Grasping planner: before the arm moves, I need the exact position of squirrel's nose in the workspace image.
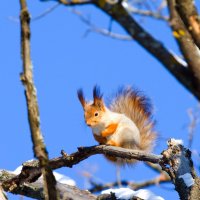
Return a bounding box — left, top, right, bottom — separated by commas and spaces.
86, 121, 92, 127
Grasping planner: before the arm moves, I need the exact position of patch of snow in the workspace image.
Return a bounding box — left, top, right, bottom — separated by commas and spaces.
101, 188, 164, 200
179, 173, 194, 187
51, 171, 76, 186
169, 50, 187, 67
13, 161, 76, 186
169, 138, 183, 145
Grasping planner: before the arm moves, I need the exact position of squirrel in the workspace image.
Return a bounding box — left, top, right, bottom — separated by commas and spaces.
77, 86, 156, 165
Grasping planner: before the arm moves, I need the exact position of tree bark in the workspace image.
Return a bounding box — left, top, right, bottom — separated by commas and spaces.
160, 139, 200, 200
19, 1, 58, 199
1, 142, 200, 200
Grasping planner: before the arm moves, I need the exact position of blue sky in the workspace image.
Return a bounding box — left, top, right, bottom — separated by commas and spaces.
1, 1, 200, 199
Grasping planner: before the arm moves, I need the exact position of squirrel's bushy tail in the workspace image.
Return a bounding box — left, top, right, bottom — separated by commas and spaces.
109, 86, 156, 152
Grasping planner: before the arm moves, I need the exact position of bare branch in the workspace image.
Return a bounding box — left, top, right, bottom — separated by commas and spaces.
175, 0, 200, 49
122, 3, 169, 21
71, 9, 132, 40
167, 0, 200, 93
1, 170, 148, 200
187, 106, 200, 148
32, 3, 60, 21
41, 0, 200, 100
94, 0, 200, 100
160, 139, 200, 200
19, 0, 58, 199
0, 170, 96, 200
2, 145, 162, 191
2, 141, 200, 199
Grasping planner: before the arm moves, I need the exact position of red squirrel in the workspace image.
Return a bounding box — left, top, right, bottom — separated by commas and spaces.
78, 86, 156, 164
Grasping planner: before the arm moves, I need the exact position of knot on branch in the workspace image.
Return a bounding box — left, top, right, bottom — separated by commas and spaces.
20, 8, 30, 23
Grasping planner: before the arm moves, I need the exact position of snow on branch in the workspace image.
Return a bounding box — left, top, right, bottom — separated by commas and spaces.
1, 139, 200, 199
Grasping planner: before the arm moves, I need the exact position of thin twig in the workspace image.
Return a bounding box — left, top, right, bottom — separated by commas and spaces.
71, 9, 132, 40
89, 173, 170, 193
32, 3, 60, 21
19, 0, 58, 199
187, 106, 200, 148
122, 3, 168, 21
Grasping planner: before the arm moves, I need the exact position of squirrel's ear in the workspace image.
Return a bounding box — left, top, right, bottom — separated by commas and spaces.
77, 89, 86, 109
93, 85, 104, 109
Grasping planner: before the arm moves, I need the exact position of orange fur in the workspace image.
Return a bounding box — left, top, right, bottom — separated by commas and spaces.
106, 139, 120, 146
101, 123, 118, 137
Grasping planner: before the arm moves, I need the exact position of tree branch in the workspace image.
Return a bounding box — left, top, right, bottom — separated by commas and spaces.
0, 170, 96, 200
122, 3, 168, 21
40, 0, 200, 100
160, 139, 200, 200
175, 0, 200, 49
93, 0, 200, 100
167, 0, 200, 95
71, 9, 132, 40
2, 145, 162, 191
19, 1, 58, 199
1, 170, 148, 200
2, 141, 200, 200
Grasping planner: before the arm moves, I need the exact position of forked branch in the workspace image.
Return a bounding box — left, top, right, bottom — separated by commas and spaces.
2, 140, 200, 200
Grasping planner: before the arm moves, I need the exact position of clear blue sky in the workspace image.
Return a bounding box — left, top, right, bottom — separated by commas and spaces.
1, 1, 200, 199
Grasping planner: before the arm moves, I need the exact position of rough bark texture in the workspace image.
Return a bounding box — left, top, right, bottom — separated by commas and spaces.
19, 1, 58, 199
0, 170, 96, 200
167, 0, 200, 96
160, 139, 200, 200
175, 0, 200, 49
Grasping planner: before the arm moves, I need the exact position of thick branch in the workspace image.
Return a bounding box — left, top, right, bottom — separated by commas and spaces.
0, 170, 96, 200
160, 139, 200, 200
0, 171, 146, 200
2, 142, 200, 200
175, 0, 200, 49
93, 1, 200, 99
167, 0, 200, 95
19, 1, 58, 199
2, 145, 162, 191
41, 0, 200, 100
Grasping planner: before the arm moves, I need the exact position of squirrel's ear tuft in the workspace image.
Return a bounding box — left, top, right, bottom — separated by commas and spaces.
93, 85, 103, 99
93, 85, 104, 108
77, 89, 86, 108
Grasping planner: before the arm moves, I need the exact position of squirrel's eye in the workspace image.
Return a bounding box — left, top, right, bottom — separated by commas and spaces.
94, 112, 99, 117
